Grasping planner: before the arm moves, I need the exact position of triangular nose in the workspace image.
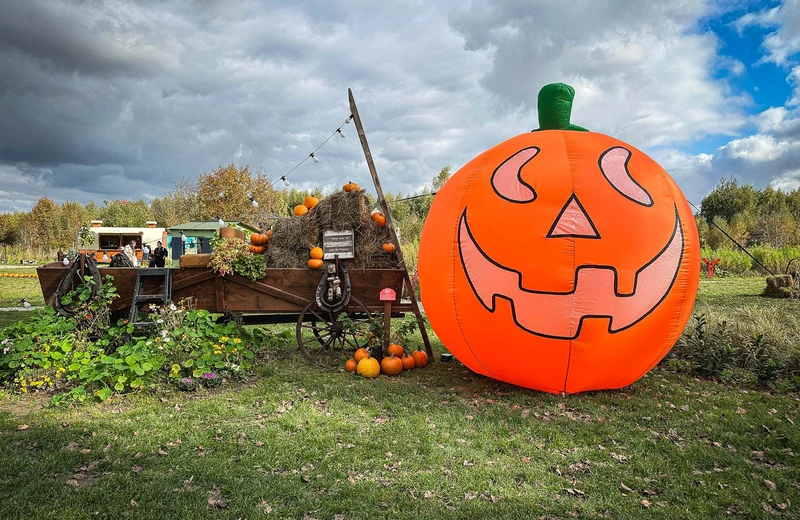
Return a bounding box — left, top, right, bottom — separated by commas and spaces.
546, 194, 600, 239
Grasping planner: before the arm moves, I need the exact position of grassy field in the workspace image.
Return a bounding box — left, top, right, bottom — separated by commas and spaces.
0, 267, 44, 309
0, 276, 798, 519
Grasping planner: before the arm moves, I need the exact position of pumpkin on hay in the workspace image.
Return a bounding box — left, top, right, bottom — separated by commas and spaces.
401, 353, 416, 370
371, 210, 386, 227
357, 355, 380, 378
307, 259, 324, 269
381, 243, 395, 253
310, 247, 324, 260
294, 204, 309, 216
304, 196, 320, 209
343, 181, 361, 192
345, 358, 358, 373
418, 82, 699, 395
380, 354, 403, 376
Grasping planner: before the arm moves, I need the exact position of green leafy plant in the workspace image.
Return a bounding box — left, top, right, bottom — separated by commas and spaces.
232, 253, 266, 282
209, 236, 264, 280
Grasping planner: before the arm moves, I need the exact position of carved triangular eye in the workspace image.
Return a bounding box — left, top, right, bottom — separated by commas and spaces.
546, 194, 600, 239
599, 146, 653, 206
490, 147, 538, 203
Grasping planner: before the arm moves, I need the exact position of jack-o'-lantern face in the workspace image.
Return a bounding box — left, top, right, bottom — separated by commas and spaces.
418, 130, 699, 395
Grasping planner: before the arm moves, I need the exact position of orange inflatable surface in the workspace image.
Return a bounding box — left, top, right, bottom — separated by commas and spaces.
418, 86, 699, 394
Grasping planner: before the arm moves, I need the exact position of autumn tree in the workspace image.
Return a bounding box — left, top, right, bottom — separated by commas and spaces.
56, 201, 89, 247
100, 199, 152, 227
196, 164, 282, 224
28, 197, 59, 247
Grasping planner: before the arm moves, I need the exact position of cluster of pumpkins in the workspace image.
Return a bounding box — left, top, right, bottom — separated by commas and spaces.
308, 247, 325, 269
248, 230, 272, 254
345, 344, 428, 378
293, 195, 320, 217
0, 273, 38, 278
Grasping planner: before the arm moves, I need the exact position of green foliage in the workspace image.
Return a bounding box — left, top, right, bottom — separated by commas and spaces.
675, 315, 736, 377
232, 253, 266, 282
77, 222, 95, 247
0, 276, 262, 403
209, 237, 264, 280
100, 199, 151, 227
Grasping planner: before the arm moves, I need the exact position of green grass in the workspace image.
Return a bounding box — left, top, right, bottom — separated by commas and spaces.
0, 268, 44, 308
0, 276, 798, 518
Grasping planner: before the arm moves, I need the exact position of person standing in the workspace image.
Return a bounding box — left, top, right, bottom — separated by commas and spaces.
151, 241, 168, 268
123, 240, 139, 267
142, 244, 150, 263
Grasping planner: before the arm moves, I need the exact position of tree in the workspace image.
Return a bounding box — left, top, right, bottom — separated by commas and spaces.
28, 197, 58, 247
57, 201, 88, 248
700, 178, 757, 224
100, 199, 152, 227
432, 165, 451, 191
196, 164, 282, 224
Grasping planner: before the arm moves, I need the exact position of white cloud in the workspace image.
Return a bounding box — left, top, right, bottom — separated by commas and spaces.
734, 0, 800, 66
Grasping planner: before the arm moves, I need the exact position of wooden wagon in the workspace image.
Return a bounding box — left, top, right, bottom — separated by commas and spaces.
37, 260, 423, 363
36, 89, 433, 363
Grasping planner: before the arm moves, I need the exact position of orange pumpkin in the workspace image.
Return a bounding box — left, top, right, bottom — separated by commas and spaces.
381, 243, 395, 253
345, 358, 358, 372
411, 348, 428, 368
387, 344, 404, 357
401, 353, 416, 371
249, 245, 266, 254
266, 229, 273, 240
354, 348, 370, 362
310, 247, 324, 260
250, 233, 268, 246
343, 181, 361, 192
304, 196, 320, 209
418, 83, 699, 395
307, 259, 324, 269
371, 212, 386, 227
380, 354, 403, 376
294, 204, 309, 216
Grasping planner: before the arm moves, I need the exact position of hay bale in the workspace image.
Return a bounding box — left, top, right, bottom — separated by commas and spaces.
270, 215, 319, 249
314, 190, 370, 232
266, 246, 309, 269
764, 275, 793, 298
348, 220, 397, 269
179, 253, 212, 269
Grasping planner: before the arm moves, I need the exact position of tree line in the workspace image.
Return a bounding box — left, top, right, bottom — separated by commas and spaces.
0, 164, 450, 253
698, 178, 800, 250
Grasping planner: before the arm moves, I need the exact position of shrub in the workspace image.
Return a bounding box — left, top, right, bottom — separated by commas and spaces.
674, 315, 736, 377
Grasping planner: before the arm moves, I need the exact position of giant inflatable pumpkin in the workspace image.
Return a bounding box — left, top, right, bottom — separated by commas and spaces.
418, 83, 699, 394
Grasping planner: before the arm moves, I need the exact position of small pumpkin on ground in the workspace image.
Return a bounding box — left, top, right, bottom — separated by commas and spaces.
411, 348, 428, 368
387, 344, 404, 357
345, 358, 358, 373
294, 204, 309, 216
401, 353, 416, 370
380, 354, 403, 376
354, 348, 370, 362
307, 259, 324, 269
357, 355, 380, 378
310, 247, 324, 260
304, 196, 320, 209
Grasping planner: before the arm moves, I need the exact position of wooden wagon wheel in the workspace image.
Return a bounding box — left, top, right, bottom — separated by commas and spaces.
53, 254, 102, 317
297, 297, 373, 363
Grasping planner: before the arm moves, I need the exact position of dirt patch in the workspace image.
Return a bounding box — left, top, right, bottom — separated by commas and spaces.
0, 393, 50, 419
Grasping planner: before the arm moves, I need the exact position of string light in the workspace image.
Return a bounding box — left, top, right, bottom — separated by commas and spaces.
62, 257, 69, 266
102, 253, 109, 262
264, 113, 354, 191
181, 231, 187, 243
250, 197, 259, 208
217, 216, 225, 226
19, 298, 31, 309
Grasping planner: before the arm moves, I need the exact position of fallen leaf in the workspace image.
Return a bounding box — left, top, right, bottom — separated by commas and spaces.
423, 491, 434, 499
464, 492, 477, 500
131, 466, 143, 473
17, 424, 29, 431
463, 460, 474, 467
207, 487, 228, 509
620, 483, 633, 493
259, 501, 272, 514
764, 479, 777, 491
641, 500, 651, 508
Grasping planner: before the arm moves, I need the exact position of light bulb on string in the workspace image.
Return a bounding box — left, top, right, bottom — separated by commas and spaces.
310, 153, 319, 163
102, 253, 109, 263
345, 115, 352, 124
281, 177, 290, 187
62, 257, 69, 266
217, 216, 225, 226
20, 298, 31, 309
337, 128, 346, 138
250, 196, 259, 208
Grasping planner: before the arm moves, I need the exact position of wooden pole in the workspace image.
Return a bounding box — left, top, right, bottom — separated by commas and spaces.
348, 88, 434, 359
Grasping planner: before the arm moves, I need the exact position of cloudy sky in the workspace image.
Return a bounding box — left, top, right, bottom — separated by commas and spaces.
1, 0, 799, 213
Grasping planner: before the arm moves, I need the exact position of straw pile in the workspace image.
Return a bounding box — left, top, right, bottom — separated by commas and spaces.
264, 189, 398, 269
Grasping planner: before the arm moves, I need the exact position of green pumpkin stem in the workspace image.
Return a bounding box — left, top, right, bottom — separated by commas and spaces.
534, 83, 589, 132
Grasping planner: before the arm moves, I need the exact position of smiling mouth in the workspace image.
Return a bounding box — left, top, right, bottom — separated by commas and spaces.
457, 206, 684, 339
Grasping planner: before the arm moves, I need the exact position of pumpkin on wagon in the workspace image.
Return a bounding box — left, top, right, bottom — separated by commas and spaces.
418, 83, 700, 394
